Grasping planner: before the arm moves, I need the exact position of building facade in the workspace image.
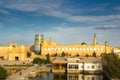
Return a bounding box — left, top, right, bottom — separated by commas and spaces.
52, 57, 103, 73
0, 34, 120, 61
0, 42, 30, 61
40, 34, 112, 56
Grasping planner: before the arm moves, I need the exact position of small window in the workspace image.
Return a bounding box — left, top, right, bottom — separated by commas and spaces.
15, 56, 19, 61
98, 65, 100, 68
87, 66, 90, 69
92, 65, 95, 69
81, 65, 83, 68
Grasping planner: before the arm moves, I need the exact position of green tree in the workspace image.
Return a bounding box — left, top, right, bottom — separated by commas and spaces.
33, 57, 51, 65
92, 51, 96, 57
61, 52, 66, 57
75, 53, 79, 57
85, 54, 89, 57
33, 57, 43, 64
46, 53, 51, 63
0, 67, 8, 79
27, 51, 31, 58
101, 53, 120, 78
54, 53, 58, 57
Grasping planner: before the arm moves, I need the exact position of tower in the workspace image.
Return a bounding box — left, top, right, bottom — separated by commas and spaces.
49, 37, 56, 46
93, 33, 97, 46
105, 41, 109, 53
34, 34, 44, 54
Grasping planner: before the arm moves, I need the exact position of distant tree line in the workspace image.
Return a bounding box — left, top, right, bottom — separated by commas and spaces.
51, 51, 97, 57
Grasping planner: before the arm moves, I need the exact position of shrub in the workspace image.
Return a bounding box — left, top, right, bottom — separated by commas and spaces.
0, 67, 8, 79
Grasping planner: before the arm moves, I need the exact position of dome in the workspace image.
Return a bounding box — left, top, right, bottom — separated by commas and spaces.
81, 42, 87, 45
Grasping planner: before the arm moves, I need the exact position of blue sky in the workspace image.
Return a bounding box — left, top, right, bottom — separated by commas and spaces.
0, 0, 120, 47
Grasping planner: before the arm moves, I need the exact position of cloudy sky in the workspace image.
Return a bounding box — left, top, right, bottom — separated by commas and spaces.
0, 0, 120, 47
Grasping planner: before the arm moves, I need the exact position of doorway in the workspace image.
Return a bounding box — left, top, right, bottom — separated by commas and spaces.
15, 56, 19, 61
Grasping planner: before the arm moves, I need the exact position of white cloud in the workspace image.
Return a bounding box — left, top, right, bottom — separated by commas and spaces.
1, 0, 120, 23
0, 9, 10, 15
43, 26, 120, 46
95, 24, 120, 30
44, 26, 95, 45
3, 0, 61, 12
114, 6, 120, 11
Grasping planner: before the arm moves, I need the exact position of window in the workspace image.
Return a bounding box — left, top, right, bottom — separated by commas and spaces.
76, 48, 79, 50
80, 48, 82, 50
87, 48, 89, 50
69, 65, 71, 68
15, 56, 19, 61
72, 48, 75, 50
62, 48, 64, 51
66, 48, 68, 50
101, 48, 103, 51
69, 48, 72, 50
90, 48, 92, 50
51, 48, 54, 50
92, 65, 95, 69
54, 48, 57, 51
98, 65, 100, 68
81, 65, 83, 68
48, 48, 50, 51
75, 65, 78, 69
97, 48, 100, 50
68, 64, 78, 69
94, 48, 96, 51
87, 66, 90, 69
83, 48, 86, 50
58, 48, 60, 50
44, 48, 47, 51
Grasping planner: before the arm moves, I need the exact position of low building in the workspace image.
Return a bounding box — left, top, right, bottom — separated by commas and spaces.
52, 57, 103, 74
0, 42, 32, 61
67, 57, 103, 74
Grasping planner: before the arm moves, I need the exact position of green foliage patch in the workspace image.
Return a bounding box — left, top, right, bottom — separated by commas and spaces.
0, 67, 8, 79
101, 53, 120, 78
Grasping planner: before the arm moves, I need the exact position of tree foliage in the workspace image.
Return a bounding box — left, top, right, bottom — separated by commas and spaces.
33, 57, 43, 64
46, 53, 50, 63
92, 51, 96, 57
0, 67, 8, 79
27, 51, 31, 58
75, 53, 79, 57
54, 53, 58, 57
61, 52, 66, 57
101, 53, 120, 78
33, 57, 51, 65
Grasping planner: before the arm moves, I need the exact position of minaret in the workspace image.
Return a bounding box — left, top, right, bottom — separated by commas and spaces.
93, 33, 97, 46
105, 41, 109, 53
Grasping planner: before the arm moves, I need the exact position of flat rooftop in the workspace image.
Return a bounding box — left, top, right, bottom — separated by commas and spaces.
52, 57, 101, 63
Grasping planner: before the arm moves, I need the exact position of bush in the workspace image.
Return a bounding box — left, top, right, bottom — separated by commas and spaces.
33, 57, 51, 65
27, 51, 31, 58
0, 67, 8, 79
33, 58, 43, 64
